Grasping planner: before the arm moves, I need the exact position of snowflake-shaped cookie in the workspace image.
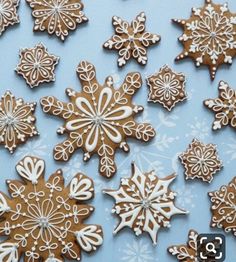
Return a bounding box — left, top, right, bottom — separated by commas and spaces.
168, 230, 198, 261
209, 177, 236, 236
103, 12, 161, 67
0, 156, 103, 261
26, 0, 88, 41
16, 43, 59, 88
146, 65, 187, 111
173, 0, 236, 80
0, 91, 38, 153
104, 163, 187, 244
204, 81, 236, 130
41, 61, 155, 179
0, 0, 19, 36
179, 139, 222, 183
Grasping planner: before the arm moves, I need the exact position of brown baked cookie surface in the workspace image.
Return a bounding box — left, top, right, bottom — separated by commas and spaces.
0, 91, 38, 153
146, 65, 187, 111
104, 163, 187, 244
16, 43, 59, 88
179, 139, 222, 183
41, 61, 155, 178
0, 156, 103, 261
209, 177, 236, 236
103, 12, 160, 67
204, 81, 236, 131
26, 0, 88, 41
173, 0, 236, 80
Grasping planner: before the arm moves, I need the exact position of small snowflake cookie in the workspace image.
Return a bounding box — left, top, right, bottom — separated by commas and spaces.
41, 61, 156, 179
16, 43, 59, 88
0, 156, 103, 261
146, 65, 187, 111
103, 12, 161, 67
103, 163, 187, 244
173, 0, 236, 80
168, 230, 199, 261
0, 91, 38, 153
179, 139, 222, 183
204, 81, 236, 131
0, 0, 19, 36
26, 0, 88, 41
209, 177, 236, 236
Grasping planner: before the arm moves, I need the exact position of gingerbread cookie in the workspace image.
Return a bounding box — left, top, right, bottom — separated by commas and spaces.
0, 91, 38, 153
209, 177, 236, 236
204, 81, 236, 130
179, 139, 222, 183
173, 0, 236, 80
26, 0, 88, 41
146, 65, 187, 111
16, 43, 59, 88
41, 61, 155, 179
168, 230, 199, 261
0, 0, 19, 36
0, 156, 103, 261
103, 12, 161, 67
103, 163, 187, 244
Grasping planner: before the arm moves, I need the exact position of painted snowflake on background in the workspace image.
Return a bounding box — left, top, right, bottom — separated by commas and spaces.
173, 0, 236, 80
146, 65, 187, 111
168, 230, 198, 261
0, 91, 38, 153
104, 163, 187, 244
41, 61, 155, 179
16, 43, 59, 88
173, 184, 197, 210
179, 139, 222, 183
26, 0, 88, 41
103, 12, 160, 67
0, 0, 19, 36
0, 156, 103, 261
204, 81, 236, 130
185, 117, 209, 140
209, 177, 236, 236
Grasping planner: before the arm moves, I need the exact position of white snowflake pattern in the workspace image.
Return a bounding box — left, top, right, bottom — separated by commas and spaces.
185, 117, 209, 140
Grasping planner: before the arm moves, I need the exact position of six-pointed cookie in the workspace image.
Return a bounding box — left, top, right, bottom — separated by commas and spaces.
146, 65, 187, 111
16, 43, 59, 88
103, 12, 161, 67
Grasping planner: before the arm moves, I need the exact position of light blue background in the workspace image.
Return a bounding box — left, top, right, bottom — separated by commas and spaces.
0, 0, 236, 261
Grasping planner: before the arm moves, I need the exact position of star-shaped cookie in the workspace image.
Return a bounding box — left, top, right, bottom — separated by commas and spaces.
179, 139, 222, 183
0, 156, 103, 261
204, 81, 236, 130
0, 0, 19, 36
146, 65, 187, 111
173, 0, 236, 80
0, 91, 38, 153
104, 163, 187, 244
26, 0, 88, 41
103, 12, 161, 67
41, 61, 155, 178
16, 43, 59, 88
209, 177, 236, 237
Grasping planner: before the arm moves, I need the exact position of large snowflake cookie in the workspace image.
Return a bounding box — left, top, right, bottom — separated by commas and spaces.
16, 43, 59, 88
41, 61, 155, 179
0, 91, 38, 153
103, 12, 161, 67
0, 156, 103, 261
168, 230, 199, 261
26, 0, 88, 41
204, 81, 236, 130
0, 0, 19, 36
103, 163, 187, 244
179, 139, 222, 183
146, 65, 187, 111
173, 0, 236, 80
209, 177, 236, 236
